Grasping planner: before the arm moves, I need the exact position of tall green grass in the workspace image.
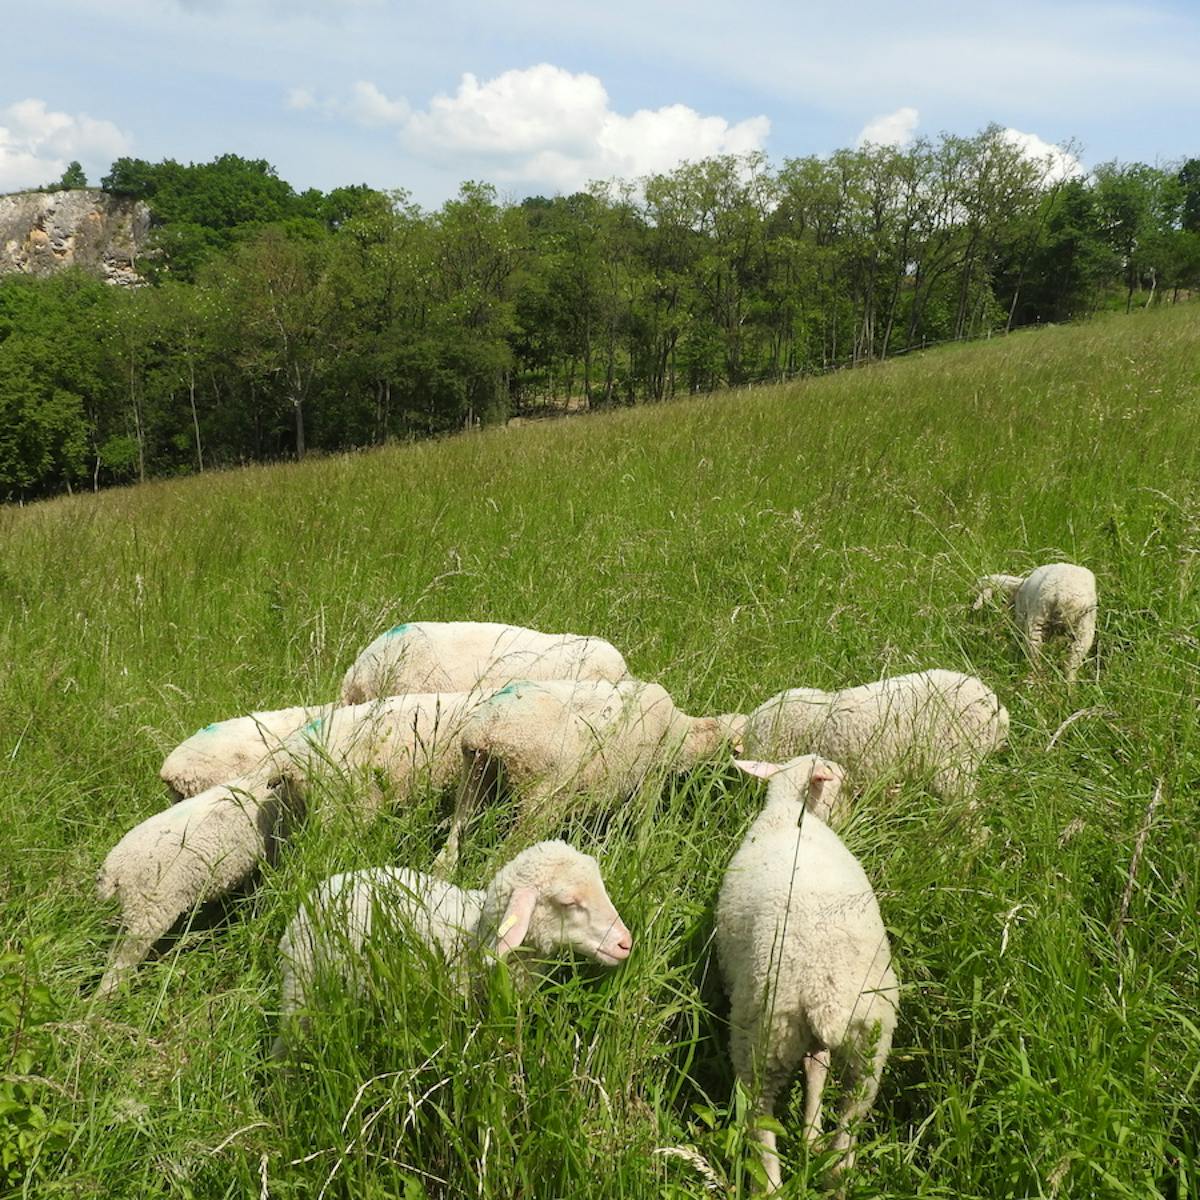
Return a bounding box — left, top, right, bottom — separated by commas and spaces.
1, 305, 1198, 1197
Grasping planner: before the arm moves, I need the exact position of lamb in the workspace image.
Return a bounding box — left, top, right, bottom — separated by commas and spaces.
273, 692, 483, 821
716, 756, 898, 1189
160, 705, 330, 799
339, 621, 630, 705
736, 669, 1008, 804
437, 679, 740, 871
275, 839, 632, 1055
973, 562, 1098, 681
94, 769, 283, 998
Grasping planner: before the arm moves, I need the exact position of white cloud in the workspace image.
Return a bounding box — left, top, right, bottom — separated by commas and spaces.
343, 80, 410, 127
856, 106, 920, 149
1002, 127, 1083, 183
291, 64, 770, 192
285, 86, 316, 111
0, 99, 132, 192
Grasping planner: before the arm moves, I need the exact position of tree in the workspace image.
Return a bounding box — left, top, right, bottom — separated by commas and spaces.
55, 161, 88, 190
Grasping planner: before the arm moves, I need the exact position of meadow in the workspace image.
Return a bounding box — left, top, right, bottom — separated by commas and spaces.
1, 302, 1198, 1198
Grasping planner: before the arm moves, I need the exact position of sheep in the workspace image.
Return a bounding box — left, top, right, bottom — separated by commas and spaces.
973, 562, 1098, 681
436, 679, 740, 872
339, 621, 630, 705
160, 705, 330, 800
96, 693, 483, 996
275, 839, 632, 1055
736, 669, 1008, 804
716, 756, 898, 1189
94, 769, 283, 999
273, 692, 483, 821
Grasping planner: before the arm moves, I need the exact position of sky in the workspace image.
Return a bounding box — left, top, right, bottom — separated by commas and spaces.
2, 0, 1198, 207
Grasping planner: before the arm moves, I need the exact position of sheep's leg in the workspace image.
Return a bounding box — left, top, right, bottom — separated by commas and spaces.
1023, 618, 1045, 670
753, 1114, 783, 1194
827, 1030, 888, 1178
432, 750, 489, 877
801, 1047, 831, 1145
1063, 610, 1097, 682
94, 926, 163, 1000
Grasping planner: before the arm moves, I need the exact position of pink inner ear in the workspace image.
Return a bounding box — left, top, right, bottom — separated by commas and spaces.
733, 758, 780, 780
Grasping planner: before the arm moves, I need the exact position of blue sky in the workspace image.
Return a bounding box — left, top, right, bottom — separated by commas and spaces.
3, 0, 1197, 205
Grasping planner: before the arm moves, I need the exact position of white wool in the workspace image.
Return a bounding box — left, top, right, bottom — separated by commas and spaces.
339, 621, 629, 704
436, 678, 734, 872
275, 692, 484, 821
740, 669, 1009, 804
974, 561, 1097, 681
160, 705, 329, 799
97, 693, 483, 997
94, 769, 281, 998
275, 839, 632, 1055
716, 755, 898, 1189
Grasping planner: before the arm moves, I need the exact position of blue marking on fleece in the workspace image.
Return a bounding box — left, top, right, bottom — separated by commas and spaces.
385, 623, 411, 637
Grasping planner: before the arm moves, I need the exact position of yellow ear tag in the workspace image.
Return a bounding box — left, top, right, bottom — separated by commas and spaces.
497, 914, 519, 939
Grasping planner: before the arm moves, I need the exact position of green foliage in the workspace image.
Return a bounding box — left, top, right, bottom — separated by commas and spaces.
5, 135, 1198, 500
0, 305, 1198, 1196
53, 161, 87, 190
0, 948, 72, 1190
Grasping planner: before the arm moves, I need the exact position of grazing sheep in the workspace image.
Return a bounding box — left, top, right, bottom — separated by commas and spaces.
716, 756, 898, 1189
160, 705, 330, 799
437, 679, 739, 872
973, 562, 1098, 681
737, 669, 1008, 803
339, 621, 630, 705
94, 769, 283, 998
274, 692, 483, 821
275, 839, 632, 1055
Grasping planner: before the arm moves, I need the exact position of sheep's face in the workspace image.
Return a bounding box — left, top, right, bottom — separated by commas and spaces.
537, 865, 634, 966
685, 715, 745, 762
494, 845, 633, 966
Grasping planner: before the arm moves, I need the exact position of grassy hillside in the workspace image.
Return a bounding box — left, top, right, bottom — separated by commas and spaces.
1, 304, 1198, 1198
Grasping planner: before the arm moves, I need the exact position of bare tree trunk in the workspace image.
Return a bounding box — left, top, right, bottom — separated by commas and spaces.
129, 353, 146, 484
188, 359, 204, 472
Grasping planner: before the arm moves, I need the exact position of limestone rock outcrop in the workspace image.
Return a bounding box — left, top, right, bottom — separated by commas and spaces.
0, 189, 152, 286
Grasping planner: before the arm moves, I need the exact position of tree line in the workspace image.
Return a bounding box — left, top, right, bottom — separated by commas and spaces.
2, 125, 1198, 500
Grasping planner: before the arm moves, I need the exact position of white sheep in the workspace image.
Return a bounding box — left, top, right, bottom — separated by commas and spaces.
96, 693, 484, 996
275, 839, 633, 1055
716, 756, 898, 1189
339, 621, 630, 705
274, 692, 484, 822
736, 669, 1008, 803
973, 562, 1098, 681
437, 679, 739, 872
160, 705, 330, 799
94, 769, 281, 998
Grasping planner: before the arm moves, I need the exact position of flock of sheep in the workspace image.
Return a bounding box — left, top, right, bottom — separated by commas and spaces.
93, 560, 1098, 1190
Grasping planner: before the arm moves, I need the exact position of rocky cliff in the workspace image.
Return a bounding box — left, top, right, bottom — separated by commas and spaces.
0, 189, 152, 286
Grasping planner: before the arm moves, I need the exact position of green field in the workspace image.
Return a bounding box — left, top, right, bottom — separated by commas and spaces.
2, 304, 1198, 1198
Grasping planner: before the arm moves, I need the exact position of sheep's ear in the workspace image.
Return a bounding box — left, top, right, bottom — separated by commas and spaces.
972, 586, 992, 611
733, 759, 781, 780
494, 887, 537, 958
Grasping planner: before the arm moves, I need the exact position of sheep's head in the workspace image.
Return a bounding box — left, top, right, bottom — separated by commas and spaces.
734, 754, 848, 825
679, 713, 747, 765
972, 574, 1023, 611
486, 841, 633, 967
